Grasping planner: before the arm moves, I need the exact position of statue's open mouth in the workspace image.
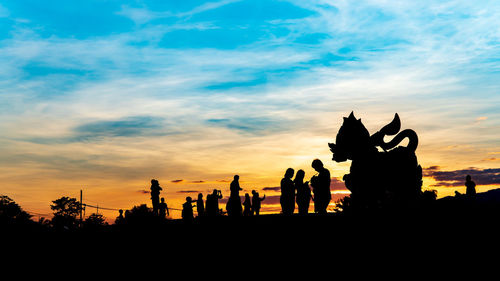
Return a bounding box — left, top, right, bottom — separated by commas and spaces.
329, 143, 347, 162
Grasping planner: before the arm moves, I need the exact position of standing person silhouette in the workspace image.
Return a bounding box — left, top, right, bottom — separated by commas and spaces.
115, 209, 124, 224
182, 197, 195, 222
227, 175, 243, 217
206, 189, 223, 216
294, 169, 311, 215
243, 193, 252, 216
280, 168, 295, 215
251, 190, 265, 216
197, 193, 205, 217
159, 197, 169, 218
465, 175, 476, 197
150, 179, 163, 215
310, 159, 331, 214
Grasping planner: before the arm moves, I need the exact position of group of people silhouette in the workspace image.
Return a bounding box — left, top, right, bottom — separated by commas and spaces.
145, 158, 334, 222
150, 179, 170, 218
181, 176, 267, 221
281, 159, 332, 215
124, 168, 479, 224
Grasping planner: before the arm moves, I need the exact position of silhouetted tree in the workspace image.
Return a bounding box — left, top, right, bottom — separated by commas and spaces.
50, 196, 81, 230
0, 195, 32, 225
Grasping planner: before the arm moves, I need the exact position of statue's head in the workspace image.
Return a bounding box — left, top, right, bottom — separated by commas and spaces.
329, 112, 371, 162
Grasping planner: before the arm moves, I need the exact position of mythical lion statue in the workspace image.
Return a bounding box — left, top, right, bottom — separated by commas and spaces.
329, 112, 422, 209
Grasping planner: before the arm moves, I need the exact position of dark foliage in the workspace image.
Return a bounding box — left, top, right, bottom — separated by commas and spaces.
50, 196, 81, 230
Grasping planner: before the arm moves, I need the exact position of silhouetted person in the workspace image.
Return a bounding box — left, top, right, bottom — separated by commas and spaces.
227, 175, 243, 217
465, 175, 476, 197
295, 169, 311, 215
197, 193, 205, 217
182, 197, 195, 222
251, 190, 265, 216
115, 209, 124, 224
243, 193, 252, 216
206, 189, 223, 216
310, 159, 331, 214
150, 179, 163, 215
280, 168, 295, 215
159, 197, 169, 218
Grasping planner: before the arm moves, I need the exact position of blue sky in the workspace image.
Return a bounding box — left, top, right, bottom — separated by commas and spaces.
0, 0, 499, 218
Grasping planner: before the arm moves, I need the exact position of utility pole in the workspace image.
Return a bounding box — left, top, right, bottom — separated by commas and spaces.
80, 189, 83, 227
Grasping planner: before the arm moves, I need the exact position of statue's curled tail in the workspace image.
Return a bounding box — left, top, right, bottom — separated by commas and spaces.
370, 113, 418, 152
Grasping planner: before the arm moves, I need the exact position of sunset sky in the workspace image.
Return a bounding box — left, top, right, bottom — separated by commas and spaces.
0, 0, 499, 221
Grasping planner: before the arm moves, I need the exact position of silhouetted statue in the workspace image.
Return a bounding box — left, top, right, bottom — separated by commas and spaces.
295, 169, 311, 215
150, 179, 163, 215
465, 175, 476, 197
182, 197, 195, 222
243, 193, 252, 216
226, 175, 243, 217
197, 193, 205, 217
159, 197, 169, 218
329, 112, 422, 209
280, 168, 295, 215
310, 159, 331, 214
251, 190, 265, 216
206, 189, 223, 216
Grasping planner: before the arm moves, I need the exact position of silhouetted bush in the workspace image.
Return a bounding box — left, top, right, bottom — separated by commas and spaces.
121, 204, 167, 227
83, 213, 108, 230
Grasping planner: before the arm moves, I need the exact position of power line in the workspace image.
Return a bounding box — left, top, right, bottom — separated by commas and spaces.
83, 203, 121, 211
27, 211, 51, 217
82, 203, 183, 212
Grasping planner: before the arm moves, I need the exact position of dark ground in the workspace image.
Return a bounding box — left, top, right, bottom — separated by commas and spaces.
3, 195, 500, 272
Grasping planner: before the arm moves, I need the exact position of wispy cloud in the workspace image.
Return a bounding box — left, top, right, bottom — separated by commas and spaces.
22, 116, 174, 144
177, 190, 201, 194
424, 166, 500, 187
1, 0, 500, 218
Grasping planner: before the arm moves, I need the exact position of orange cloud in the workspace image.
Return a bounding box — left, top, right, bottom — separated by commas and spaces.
482, 158, 500, 162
